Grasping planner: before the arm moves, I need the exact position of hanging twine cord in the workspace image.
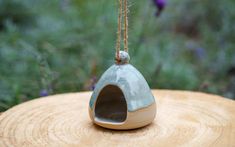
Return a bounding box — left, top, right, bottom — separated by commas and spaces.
116, 0, 122, 61
124, 0, 128, 52
116, 0, 129, 62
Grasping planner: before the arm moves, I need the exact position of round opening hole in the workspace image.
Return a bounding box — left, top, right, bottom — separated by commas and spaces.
95, 85, 127, 123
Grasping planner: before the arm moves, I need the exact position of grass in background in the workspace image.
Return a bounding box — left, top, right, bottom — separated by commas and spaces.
0, 0, 235, 111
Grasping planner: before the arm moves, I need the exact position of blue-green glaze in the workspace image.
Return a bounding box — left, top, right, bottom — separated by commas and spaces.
89, 64, 155, 112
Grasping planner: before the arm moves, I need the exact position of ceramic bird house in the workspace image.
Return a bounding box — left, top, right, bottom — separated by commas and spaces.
89, 51, 156, 130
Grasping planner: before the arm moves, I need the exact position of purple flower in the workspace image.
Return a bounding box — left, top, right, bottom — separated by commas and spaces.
40, 89, 49, 97
194, 47, 206, 59
153, 0, 166, 16
88, 76, 97, 91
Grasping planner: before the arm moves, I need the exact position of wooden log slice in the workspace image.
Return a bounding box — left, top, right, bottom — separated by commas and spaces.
0, 90, 234, 147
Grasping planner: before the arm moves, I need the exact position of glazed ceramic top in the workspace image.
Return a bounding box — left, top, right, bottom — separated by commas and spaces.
89, 64, 155, 112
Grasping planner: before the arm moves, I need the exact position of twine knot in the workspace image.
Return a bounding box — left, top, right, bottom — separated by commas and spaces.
115, 51, 130, 64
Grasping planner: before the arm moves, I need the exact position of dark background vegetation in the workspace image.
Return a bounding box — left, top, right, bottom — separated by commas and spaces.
0, 0, 235, 111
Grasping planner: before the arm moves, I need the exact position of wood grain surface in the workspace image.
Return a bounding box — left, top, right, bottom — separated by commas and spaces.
0, 90, 234, 147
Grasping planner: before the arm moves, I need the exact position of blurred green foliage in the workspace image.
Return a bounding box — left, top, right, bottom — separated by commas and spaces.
0, 0, 234, 111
